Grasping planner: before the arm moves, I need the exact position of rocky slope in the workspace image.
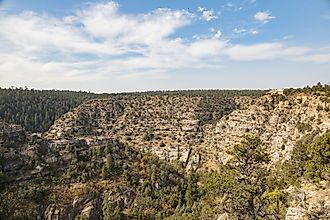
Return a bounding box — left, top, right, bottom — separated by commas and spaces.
44, 95, 249, 169
44, 91, 330, 170
205, 89, 330, 165
0, 121, 44, 182
1, 87, 330, 219
285, 181, 330, 220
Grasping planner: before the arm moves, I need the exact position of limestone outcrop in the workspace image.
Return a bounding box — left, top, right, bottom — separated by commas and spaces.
42, 92, 330, 170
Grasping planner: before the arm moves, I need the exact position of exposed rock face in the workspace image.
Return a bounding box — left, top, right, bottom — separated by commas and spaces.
3, 91, 326, 181
45, 196, 99, 220
285, 181, 330, 220
217, 213, 230, 220
204, 91, 330, 164
0, 121, 40, 180
44, 95, 242, 169
43, 183, 138, 220
0, 121, 26, 147
1, 90, 330, 220
285, 207, 307, 220
43, 92, 330, 170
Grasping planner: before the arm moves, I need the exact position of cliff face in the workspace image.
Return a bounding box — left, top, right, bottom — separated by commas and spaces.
1, 90, 330, 219
44, 95, 244, 169
205, 90, 330, 165
0, 121, 41, 181
44, 91, 330, 169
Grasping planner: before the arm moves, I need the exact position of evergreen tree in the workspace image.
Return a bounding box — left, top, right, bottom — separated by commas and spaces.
304, 130, 330, 181
206, 135, 287, 220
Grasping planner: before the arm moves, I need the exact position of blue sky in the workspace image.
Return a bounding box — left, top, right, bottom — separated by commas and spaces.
0, 0, 329, 92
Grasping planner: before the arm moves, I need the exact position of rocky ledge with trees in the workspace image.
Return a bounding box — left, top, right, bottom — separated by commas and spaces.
0, 84, 329, 219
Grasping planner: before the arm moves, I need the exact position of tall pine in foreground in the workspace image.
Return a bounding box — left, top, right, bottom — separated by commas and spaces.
205, 135, 288, 220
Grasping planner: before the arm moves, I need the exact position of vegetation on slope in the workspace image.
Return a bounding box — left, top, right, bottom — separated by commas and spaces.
0, 130, 330, 219
0, 87, 98, 132
1, 85, 329, 219
0, 135, 282, 219
0, 138, 200, 219
284, 82, 330, 99
197, 135, 288, 220
117, 89, 267, 97
283, 129, 330, 184
0, 87, 266, 133
196, 96, 238, 126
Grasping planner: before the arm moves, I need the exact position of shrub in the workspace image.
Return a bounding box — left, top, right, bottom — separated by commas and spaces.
296, 122, 312, 133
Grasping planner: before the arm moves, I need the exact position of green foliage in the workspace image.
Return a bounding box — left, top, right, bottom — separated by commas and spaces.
143, 132, 154, 141
0, 172, 10, 190
304, 130, 330, 181
0, 184, 47, 220
117, 89, 266, 97
184, 172, 200, 209
296, 122, 313, 133
13, 139, 199, 219
0, 134, 293, 219
0, 146, 4, 168
0, 87, 265, 133
282, 130, 330, 183
1, 87, 328, 220
25, 184, 50, 204
102, 192, 124, 220
2, 130, 328, 219
196, 96, 238, 125
2, 86, 330, 219
284, 82, 330, 98
280, 130, 320, 185
204, 135, 287, 220
0, 87, 98, 132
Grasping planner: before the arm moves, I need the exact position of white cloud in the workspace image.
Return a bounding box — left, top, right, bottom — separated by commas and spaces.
0, 52, 105, 84
0, 1, 329, 89
197, 6, 205, 12
232, 28, 259, 36
0, 11, 113, 55
187, 38, 225, 58
214, 30, 222, 39
251, 30, 259, 35
203, 10, 217, 21
197, 6, 217, 21
233, 28, 247, 34
225, 43, 309, 61
282, 35, 294, 40
254, 11, 275, 23
221, 2, 245, 12
294, 54, 330, 63
0, 2, 225, 86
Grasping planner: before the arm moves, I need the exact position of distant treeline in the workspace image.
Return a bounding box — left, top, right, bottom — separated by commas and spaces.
0, 87, 99, 132
116, 89, 267, 97
284, 82, 330, 97
2, 83, 329, 133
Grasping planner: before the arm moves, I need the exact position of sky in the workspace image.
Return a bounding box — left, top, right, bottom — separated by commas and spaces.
0, 0, 329, 92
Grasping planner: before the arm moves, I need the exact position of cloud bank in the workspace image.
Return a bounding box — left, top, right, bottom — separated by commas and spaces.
0, 2, 328, 89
